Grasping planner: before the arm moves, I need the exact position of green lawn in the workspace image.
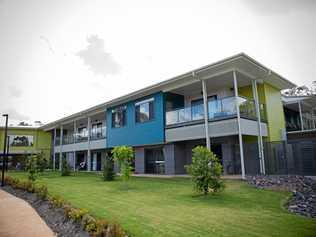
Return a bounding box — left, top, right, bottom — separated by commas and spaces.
8, 172, 316, 237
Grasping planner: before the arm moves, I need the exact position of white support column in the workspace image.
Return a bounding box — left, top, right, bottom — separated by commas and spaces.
73, 120, 77, 143
73, 120, 76, 171
87, 117, 91, 171
53, 128, 56, 170
87, 150, 91, 171
313, 108, 316, 129
298, 101, 304, 131
201, 79, 211, 150
233, 70, 246, 180
59, 125, 63, 171
73, 151, 76, 171
252, 80, 265, 175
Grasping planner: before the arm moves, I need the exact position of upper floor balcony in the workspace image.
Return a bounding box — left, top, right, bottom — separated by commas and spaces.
163, 70, 270, 142
53, 111, 107, 152
166, 96, 266, 127
283, 95, 316, 133
55, 125, 106, 146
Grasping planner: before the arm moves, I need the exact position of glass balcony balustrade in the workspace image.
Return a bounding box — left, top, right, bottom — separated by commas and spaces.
62, 134, 74, 145
90, 126, 106, 140
55, 137, 61, 146
54, 124, 106, 146
166, 96, 266, 126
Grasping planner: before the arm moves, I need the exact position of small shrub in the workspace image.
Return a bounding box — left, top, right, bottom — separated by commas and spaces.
34, 184, 48, 199
26, 155, 38, 181
103, 156, 115, 181
36, 151, 48, 173
61, 158, 71, 176
94, 219, 109, 236
81, 214, 97, 233
107, 223, 127, 237
112, 146, 134, 182
25, 180, 36, 193
186, 146, 224, 195
4, 176, 18, 188
49, 195, 65, 208
63, 203, 73, 216
68, 207, 88, 222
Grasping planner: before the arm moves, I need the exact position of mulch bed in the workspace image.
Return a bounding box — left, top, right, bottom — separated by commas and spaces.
247, 175, 316, 218
2, 185, 89, 237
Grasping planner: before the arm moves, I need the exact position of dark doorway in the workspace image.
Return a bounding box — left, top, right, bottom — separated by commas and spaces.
145, 148, 165, 174
77, 152, 86, 170
211, 143, 223, 165
91, 152, 102, 171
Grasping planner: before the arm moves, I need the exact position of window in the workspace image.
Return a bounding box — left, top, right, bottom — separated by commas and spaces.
112, 106, 127, 128
135, 98, 154, 123
9, 135, 34, 147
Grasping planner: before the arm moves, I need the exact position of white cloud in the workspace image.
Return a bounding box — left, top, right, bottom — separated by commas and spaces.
3, 108, 30, 122
76, 35, 120, 77
8, 86, 22, 98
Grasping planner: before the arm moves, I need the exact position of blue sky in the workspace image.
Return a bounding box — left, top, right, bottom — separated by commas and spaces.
0, 0, 315, 125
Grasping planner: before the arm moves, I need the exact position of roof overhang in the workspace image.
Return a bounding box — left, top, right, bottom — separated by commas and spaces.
41, 53, 296, 131
283, 95, 316, 108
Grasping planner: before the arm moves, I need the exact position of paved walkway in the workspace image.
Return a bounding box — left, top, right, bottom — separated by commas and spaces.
0, 189, 55, 237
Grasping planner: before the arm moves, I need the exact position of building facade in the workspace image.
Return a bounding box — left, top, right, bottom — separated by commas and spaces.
0, 126, 52, 169
41, 53, 306, 178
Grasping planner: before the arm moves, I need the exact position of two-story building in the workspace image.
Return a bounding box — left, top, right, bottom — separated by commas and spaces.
0, 126, 52, 169
41, 53, 297, 179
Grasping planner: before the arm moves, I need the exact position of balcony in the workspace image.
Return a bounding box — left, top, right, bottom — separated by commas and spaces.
166, 96, 266, 127
56, 126, 107, 146
90, 126, 106, 141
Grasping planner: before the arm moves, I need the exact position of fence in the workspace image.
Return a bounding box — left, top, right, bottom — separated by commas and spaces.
242, 139, 316, 176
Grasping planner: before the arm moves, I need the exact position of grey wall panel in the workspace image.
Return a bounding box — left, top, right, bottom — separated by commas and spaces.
166, 118, 268, 143
163, 144, 175, 175
90, 139, 107, 150
174, 143, 186, 174
165, 119, 238, 142
135, 147, 145, 174
53, 139, 106, 153
240, 119, 268, 136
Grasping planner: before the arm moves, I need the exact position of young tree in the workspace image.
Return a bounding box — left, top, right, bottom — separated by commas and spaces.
36, 151, 48, 173
186, 146, 224, 195
102, 155, 115, 181
61, 157, 71, 176
111, 146, 134, 182
26, 155, 38, 181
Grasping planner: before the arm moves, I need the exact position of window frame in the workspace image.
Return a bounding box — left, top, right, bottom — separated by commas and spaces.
111, 105, 127, 128
135, 97, 155, 123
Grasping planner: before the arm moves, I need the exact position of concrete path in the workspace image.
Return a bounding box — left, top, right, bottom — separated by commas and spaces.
0, 189, 55, 237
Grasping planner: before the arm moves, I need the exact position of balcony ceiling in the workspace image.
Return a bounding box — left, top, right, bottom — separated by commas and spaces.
284, 96, 316, 111
169, 71, 252, 96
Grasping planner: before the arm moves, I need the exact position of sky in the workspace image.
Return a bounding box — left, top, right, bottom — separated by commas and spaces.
0, 0, 316, 126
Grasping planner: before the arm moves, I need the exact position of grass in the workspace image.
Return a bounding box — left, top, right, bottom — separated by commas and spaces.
8, 171, 316, 237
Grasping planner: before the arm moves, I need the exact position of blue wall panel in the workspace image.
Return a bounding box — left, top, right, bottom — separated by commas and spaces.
106, 92, 165, 147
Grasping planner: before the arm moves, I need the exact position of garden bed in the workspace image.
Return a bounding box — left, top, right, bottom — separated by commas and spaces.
247, 175, 316, 218
3, 175, 128, 237
3, 185, 89, 237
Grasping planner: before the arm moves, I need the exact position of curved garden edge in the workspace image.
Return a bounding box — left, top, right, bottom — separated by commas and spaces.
246, 175, 316, 218
3, 175, 129, 237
